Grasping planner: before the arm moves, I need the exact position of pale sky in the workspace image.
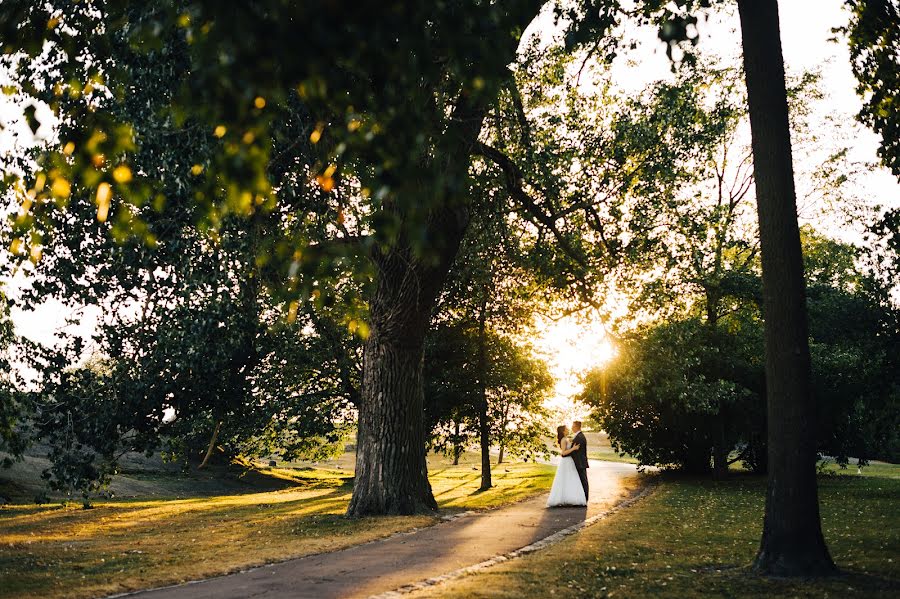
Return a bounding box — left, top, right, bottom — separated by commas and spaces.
3, 1, 899, 400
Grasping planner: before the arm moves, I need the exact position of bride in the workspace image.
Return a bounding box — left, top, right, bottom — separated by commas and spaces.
547, 425, 587, 507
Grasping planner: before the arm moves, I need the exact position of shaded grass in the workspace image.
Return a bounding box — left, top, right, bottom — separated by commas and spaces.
0, 462, 554, 599
416, 465, 899, 598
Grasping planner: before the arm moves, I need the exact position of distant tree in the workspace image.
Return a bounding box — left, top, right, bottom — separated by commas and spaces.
582, 317, 763, 474
0, 291, 29, 467
427, 191, 551, 488
802, 228, 900, 465
424, 323, 552, 470
487, 335, 553, 465
16, 212, 359, 498
424, 324, 479, 466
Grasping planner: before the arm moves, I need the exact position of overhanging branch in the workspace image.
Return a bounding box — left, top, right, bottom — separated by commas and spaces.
473, 142, 587, 268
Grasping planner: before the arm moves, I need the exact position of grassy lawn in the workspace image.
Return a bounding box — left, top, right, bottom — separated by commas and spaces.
585, 431, 638, 465
414, 464, 899, 598
0, 460, 554, 599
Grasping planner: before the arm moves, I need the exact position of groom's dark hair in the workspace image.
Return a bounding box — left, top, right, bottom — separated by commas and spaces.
573, 420, 582, 429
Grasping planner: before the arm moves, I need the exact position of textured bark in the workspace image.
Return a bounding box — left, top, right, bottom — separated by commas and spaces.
348, 235, 465, 515
738, 0, 835, 576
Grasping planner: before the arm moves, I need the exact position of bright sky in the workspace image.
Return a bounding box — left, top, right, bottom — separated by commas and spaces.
3, 1, 899, 403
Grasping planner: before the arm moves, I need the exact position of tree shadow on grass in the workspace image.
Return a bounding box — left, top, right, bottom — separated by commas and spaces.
725, 565, 900, 596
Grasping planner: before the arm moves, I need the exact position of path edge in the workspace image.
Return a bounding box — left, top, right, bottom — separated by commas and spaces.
367, 481, 658, 599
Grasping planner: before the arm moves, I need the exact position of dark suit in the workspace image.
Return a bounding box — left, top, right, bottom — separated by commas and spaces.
571, 430, 589, 500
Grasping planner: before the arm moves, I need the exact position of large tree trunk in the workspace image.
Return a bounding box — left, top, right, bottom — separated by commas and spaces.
737, 0, 835, 576
348, 241, 464, 516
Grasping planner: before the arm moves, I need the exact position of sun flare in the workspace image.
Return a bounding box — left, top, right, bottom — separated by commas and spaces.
531, 312, 615, 422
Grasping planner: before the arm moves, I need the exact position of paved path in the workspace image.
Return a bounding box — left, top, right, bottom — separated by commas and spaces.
123, 461, 643, 599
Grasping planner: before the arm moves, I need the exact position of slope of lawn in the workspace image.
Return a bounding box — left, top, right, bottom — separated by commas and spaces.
0, 458, 554, 599
413, 463, 899, 598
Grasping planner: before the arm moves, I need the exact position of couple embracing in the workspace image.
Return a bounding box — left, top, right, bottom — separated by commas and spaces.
547, 420, 589, 507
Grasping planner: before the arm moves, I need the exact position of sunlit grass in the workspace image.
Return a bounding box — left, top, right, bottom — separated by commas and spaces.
416, 464, 900, 598
0, 461, 553, 599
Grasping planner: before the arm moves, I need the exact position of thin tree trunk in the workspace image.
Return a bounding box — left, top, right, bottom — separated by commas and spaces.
707, 292, 728, 480
477, 293, 492, 491
737, 0, 835, 576
453, 420, 461, 466
713, 402, 728, 480
497, 407, 510, 465
198, 420, 222, 469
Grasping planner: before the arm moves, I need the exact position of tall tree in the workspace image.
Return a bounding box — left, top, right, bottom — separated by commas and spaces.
0, 290, 28, 467
736, 0, 835, 576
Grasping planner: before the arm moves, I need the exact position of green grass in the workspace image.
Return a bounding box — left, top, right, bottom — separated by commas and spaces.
588, 446, 638, 465
576, 430, 638, 465
0, 461, 554, 599
415, 465, 900, 598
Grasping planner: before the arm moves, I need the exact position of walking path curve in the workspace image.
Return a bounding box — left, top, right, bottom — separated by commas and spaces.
121, 460, 646, 599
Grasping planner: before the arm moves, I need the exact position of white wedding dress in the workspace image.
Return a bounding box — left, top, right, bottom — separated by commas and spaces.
546, 439, 587, 507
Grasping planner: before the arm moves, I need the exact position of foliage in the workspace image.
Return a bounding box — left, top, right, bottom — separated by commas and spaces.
842, 0, 900, 178
582, 317, 763, 474
17, 212, 359, 498
488, 334, 554, 463
803, 228, 900, 465
584, 228, 900, 475
425, 323, 553, 464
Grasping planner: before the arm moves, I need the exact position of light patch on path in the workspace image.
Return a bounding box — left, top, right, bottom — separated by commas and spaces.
117, 461, 645, 599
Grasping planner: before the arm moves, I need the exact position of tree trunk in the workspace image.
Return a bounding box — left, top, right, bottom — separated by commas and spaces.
737, 0, 835, 576
497, 443, 505, 465
477, 298, 492, 491
453, 420, 461, 466
348, 241, 463, 516
479, 399, 491, 489
198, 420, 222, 469
713, 402, 728, 480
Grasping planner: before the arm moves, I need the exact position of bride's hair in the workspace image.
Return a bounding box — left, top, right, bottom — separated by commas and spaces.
557, 425, 566, 445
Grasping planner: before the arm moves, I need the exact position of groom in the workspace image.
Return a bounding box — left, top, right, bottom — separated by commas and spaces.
571, 421, 589, 501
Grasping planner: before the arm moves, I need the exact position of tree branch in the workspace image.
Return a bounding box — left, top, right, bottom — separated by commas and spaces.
473, 142, 587, 268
